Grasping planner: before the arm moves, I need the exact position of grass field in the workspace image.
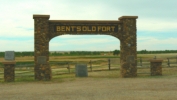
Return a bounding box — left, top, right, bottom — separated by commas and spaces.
0, 54, 177, 100
0, 53, 176, 82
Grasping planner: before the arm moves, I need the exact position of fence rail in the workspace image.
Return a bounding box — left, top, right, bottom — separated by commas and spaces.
167, 56, 177, 67
137, 56, 177, 68
0, 56, 177, 81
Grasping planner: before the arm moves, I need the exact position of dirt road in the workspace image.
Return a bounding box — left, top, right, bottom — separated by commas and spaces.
0, 77, 177, 100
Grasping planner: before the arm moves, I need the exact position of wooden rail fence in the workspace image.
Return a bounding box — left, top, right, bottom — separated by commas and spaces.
167, 56, 177, 67
137, 56, 177, 68
1, 57, 176, 81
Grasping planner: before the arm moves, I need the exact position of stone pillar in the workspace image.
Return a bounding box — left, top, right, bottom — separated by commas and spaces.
33, 15, 51, 80
150, 59, 163, 76
119, 16, 138, 77
2, 61, 16, 82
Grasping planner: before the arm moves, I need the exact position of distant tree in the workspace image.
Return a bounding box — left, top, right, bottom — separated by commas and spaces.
113, 50, 120, 56
0, 52, 4, 57
64, 52, 68, 55
140, 49, 148, 54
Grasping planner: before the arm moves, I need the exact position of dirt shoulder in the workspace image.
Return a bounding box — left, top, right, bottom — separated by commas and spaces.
0, 77, 177, 100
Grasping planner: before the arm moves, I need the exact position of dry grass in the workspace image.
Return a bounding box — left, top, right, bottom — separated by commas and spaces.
0, 71, 177, 100
0, 54, 177, 100
138, 53, 177, 59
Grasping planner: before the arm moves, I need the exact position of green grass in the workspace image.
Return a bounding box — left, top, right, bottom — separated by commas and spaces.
0, 67, 177, 83
0, 54, 176, 83
15, 76, 35, 82
16, 61, 34, 64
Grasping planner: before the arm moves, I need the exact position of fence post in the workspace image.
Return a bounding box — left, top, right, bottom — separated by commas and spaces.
176, 55, 177, 63
67, 62, 70, 73
154, 56, 156, 59
140, 57, 142, 67
108, 58, 110, 70
167, 58, 170, 67
89, 60, 92, 72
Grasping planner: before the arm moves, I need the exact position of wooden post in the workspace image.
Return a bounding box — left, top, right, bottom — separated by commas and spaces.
176, 55, 177, 63
108, 59, 110, 70
167, 58, 170, 67
89, 60, 92, 72
140, 57, 142, 67
154, 56, 156, 59
67, 62, 70, 73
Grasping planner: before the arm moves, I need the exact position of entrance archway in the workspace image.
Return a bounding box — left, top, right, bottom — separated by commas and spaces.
33, 14, 138, 80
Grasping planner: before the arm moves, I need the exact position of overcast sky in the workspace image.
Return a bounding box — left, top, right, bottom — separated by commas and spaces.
0, 0, 176, 51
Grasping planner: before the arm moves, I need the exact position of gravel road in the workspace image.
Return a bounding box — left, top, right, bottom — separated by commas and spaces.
0, 78, 177, 100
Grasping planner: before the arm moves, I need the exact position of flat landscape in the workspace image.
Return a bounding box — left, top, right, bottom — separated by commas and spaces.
0, 72, 177, 100
0, 53, 177, 100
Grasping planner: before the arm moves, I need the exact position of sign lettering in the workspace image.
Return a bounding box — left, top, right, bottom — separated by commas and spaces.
55, 25, 118, 32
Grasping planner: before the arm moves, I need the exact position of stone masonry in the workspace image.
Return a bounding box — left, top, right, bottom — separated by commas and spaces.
150, 59, 163, 76
33, 15, 138, 80
33, 15, 51, 80
2, 61, 16, 82
119, 16, 138, 77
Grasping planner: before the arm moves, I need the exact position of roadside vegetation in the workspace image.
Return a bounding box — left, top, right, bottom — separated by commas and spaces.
0, 52, 176, 83
0, 49, 177, 57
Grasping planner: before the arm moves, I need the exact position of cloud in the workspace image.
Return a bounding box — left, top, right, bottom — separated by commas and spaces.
50, 35, 119, 45
137, 18, 177, 32
1, 0, 176, 38
137, 36, 177, 50
0, 39, 33, 51
49, 35, 120, 51
0, 0, 176, 51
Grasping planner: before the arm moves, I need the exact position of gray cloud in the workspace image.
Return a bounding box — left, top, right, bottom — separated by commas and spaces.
0, 0, 176, 51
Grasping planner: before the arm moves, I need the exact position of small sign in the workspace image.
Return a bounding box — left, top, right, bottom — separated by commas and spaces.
5, 51, 15, 60
126, 55, 135, 63
37, 56, 47, 64
75, 64, 88, 77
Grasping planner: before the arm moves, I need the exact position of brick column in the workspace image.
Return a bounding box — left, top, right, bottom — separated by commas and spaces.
150, 59, 163, 76
2, 61, 16, 82
33, 15, 51, 80
118, 16, 138, 77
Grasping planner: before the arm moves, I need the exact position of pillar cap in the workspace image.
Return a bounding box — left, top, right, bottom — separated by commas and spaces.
119, 16, 138, 20
33, 14, 50, 19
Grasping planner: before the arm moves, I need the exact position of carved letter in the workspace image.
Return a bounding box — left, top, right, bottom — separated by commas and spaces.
111, 26, 115, 31
87, 26, 91, 31
82, 26, 87, 31
98, 26, 102, 31
61, 26, 65, 31
56, 26, 60, 31
92, 26, 96, 31
107, 26, 110, 31
77, 26, 81, 31
71, 26, 76, 31
102, 26, 106, 31
66, 26, 70, 31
